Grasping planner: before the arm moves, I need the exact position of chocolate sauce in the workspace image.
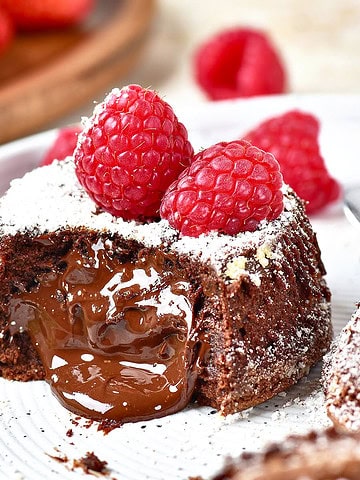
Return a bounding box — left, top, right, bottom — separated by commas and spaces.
8, 237, 201, 422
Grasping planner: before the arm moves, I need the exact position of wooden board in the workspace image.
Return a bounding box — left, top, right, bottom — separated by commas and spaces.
0, 0, 156, 144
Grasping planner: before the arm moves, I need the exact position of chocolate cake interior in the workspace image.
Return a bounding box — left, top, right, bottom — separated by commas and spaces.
0, 230, 213, 422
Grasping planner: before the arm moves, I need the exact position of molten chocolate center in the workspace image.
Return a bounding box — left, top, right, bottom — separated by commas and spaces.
9, 238, 200, 422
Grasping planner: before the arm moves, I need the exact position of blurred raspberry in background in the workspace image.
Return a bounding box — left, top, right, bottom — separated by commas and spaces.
193, 27, 287, 100
0, 0, 94, 31
0, 7, 14, 55
244, 110, 341, 213
0, 0, 95, 58
41, 125, 82, 166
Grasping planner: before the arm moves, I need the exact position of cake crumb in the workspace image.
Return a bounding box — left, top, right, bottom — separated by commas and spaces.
47, 449, 69, 464
97, 418, 123, 435
73, 451, 108, 476
48, 448, 113, 478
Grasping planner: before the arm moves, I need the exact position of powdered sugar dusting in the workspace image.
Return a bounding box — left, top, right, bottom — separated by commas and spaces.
0, 157, 300, 281
0, 158, 176, 246
323, 304, 360, 432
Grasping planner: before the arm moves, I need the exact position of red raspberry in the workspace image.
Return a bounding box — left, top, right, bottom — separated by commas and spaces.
244, 110, 341, 214
74, 85, 194, 220
160, 139, 284, 237
41, 125, 82, 166
0, 0, 94, 30
193, 27, 286, 100
0, 7, 14, 56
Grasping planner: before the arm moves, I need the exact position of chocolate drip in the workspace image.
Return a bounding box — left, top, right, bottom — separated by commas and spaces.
8, 237, 202, 422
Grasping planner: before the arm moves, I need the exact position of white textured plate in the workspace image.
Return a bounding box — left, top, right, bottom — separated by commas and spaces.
1, 94, 360, 480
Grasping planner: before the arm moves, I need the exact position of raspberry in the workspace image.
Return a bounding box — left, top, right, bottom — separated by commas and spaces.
41, 125, 82, 166
0, 0, 94, 30
0, 7, 14, 56
193, 27, 286, 100
244, 110, 341, 214
160, 139, 283, 237
74, 85, 194, 220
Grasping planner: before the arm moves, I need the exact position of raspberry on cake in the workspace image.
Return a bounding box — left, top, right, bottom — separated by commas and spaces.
160, 139, 284, 237
244, 110, 341, 214
74, 84, 194, 221
0, 86, 332, 424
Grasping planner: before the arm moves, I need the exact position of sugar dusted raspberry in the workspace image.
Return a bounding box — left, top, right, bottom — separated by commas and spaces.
244, 110, 341, 213
41, 125, 82, 166
160, 139, 284, 237
74, 85, 194, 220
194, 27, 286, 100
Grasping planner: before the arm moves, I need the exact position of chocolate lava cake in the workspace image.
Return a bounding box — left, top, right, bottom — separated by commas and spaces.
204, 427, 360, 480
0, 158, 332, 422
323, 304, 360, 432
